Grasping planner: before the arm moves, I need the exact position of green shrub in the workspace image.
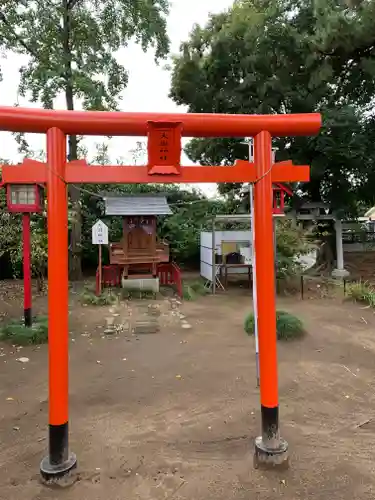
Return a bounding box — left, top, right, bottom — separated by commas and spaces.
276, 219, 313, 279
182, 285, 197, 301
346, 280, 375, 307
244, 312, 256, 335
0, 316, 48, 345
244, 310, 305, 341
182, 279, 208, 301
80, 288, 118, 306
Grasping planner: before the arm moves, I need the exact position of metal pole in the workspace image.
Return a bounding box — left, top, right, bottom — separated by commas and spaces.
98, 244, 103, 295
243, 138, 262, 387
244, 138, 260, 387
273, 217, 277, 295
40, 127, 77, 481
253, 131, 288, 468
212, 216, 216, 295
22, 213, 32, 327
250, 184, 260, 387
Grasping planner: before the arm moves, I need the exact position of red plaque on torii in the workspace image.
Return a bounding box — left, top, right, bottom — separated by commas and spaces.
147, 121, 182, 175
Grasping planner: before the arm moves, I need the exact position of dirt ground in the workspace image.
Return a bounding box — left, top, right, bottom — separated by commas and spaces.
1, 282, 375, 499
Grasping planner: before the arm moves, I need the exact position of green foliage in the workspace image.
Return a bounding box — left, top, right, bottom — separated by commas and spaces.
182, 278, 208, 301
0, 169, 48, 281
0, 315, 48, 345
160, 197, 227, 265
170, 0, 375, 214
276, 219, 313, 278
346, 280, 375, 307
0, 176, 21, 277
244, 310, 305, 341
7, 221, 47, 282
80, 287, 117, 306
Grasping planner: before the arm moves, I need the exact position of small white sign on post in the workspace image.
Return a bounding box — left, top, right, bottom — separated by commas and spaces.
92, 220, 108, 245
92, 220, 108, 296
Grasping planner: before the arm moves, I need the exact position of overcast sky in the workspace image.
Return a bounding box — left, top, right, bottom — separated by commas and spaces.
0, 0, 232, 196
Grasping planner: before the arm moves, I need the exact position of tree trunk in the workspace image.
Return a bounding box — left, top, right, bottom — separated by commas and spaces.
315, 240, 335, 272
307, 177, 322, 202
63, 0, 82, 280
36, 273, 45, 293
67, 134, 82, 280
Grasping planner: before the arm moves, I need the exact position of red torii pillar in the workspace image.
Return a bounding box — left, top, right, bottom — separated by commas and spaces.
0, 107, 321, 479
254, 132, 286, 464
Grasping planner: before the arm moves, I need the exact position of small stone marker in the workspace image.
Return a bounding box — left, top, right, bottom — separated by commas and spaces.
148, 304, 161, 317
133, 320, 160, 334
17, 357, 30, 363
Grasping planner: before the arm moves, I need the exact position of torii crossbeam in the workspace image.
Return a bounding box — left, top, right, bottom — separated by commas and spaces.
2, 157, 309, 184
0, 107, 321, 480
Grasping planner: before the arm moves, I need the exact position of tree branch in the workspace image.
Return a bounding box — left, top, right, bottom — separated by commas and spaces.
0, 11, 39, 59
67, 0, 82, 9
318, 42, 375, 61
0, 9, 69, 84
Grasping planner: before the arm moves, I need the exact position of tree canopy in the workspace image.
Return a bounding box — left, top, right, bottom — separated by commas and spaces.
0, 0, 170, 109
170, 0, 375, 215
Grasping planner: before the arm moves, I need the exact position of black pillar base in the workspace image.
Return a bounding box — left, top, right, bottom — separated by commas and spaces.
254, 436, 289, 469
40, 452, 77, 481
24, 308, 32, 327
254, 405, 289, 469
40, 423, 77, 482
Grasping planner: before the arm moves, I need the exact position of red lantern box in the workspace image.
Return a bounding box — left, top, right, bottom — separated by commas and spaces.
6, 184, 44, 213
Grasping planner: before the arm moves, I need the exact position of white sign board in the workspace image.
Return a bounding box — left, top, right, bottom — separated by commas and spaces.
92, 220, 108, 245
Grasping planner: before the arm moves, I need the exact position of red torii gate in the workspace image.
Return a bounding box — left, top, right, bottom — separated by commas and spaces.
1, 107, 321, 480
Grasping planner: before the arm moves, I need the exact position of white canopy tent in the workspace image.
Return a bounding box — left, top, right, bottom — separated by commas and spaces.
200, 213, 285, 294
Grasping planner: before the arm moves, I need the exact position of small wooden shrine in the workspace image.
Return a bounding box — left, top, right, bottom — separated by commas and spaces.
104, 194, 172, 279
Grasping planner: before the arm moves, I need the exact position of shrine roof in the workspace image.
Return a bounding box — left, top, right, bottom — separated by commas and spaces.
103, 194, 172, 216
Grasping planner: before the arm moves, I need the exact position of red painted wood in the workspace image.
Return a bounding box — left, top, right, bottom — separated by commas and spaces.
0, 105, 321, 137
22, 214, 32, 311
1, 159, 310, 185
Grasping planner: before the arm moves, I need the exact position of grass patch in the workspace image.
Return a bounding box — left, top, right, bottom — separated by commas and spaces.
244, 310, 305, 341
0, 316, 48, 345
345, 280, 375, 307
182, 279, 208, 301
80, 288, 118, 306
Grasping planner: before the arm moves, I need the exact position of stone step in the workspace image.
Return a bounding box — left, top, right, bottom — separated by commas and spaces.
133, 320, 160, 334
